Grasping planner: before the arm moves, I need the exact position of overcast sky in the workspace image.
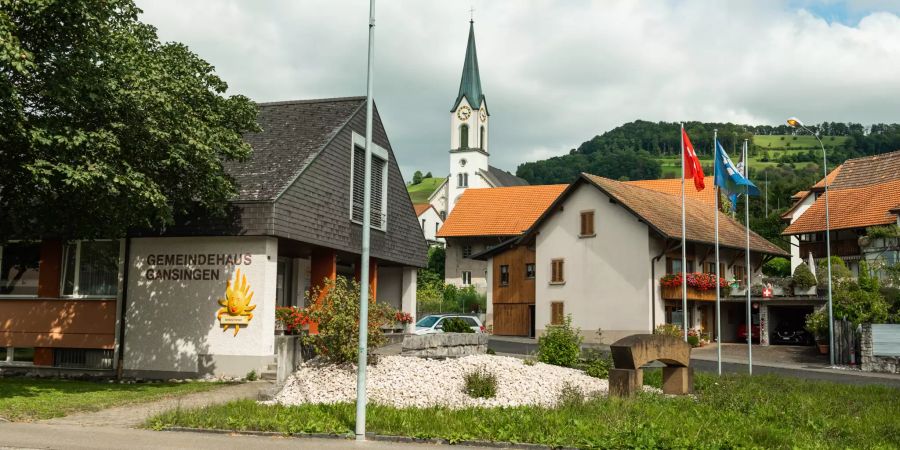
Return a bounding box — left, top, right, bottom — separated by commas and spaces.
136, 0, 900, 181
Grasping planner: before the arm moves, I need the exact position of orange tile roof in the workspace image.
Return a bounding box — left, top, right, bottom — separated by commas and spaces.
791, 190, 809, 200
625, 176, 717, 208
785, 150, 900, 235
583, 174, 787, 256
784, 179, 900, 234
413, 203, 434, 217
437, 185, 568, 237
812, 165, 842, 190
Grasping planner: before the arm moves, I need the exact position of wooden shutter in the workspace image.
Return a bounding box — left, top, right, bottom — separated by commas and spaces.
580, 211, 594, 236
352, 146, 385, 227
551, 302, 564, 325
352, 146, 365, 222
551, 259, 564, 283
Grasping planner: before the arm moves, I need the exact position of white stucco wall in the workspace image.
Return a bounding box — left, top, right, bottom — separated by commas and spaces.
378, 266, 403, 310
444, 239, 489, 293
535, 184, 653, 343
418, 207, 444, 244
124, 236, 277, 376
787, 193, 815, 271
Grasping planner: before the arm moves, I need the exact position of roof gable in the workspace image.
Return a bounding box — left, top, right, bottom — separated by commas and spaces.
437, 185, 567, 238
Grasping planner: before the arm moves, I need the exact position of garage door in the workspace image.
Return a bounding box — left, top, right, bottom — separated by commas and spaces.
493, 304, 531, 336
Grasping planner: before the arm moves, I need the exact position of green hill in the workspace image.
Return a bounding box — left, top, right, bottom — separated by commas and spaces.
407, 177, 445, 204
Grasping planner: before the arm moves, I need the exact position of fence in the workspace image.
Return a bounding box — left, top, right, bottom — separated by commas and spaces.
832, 319, 860, 366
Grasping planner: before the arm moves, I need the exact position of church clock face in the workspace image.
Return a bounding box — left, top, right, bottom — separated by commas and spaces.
457, 105, 471, 121
479, 109, 487, 121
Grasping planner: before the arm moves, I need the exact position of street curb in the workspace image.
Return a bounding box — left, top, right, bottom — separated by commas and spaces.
161, 426, 577, 449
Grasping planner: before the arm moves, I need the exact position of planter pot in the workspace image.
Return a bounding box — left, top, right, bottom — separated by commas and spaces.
794, 286, 817, 296
817, 342, 829, 355
660, 286, 718, 301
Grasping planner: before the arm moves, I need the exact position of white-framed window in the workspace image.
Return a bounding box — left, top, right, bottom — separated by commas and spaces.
349, 132, 389, 230
462, 271, 472, 285
0, 241, 41, 297
61, 240, 120, 298
457, 172, 469, 188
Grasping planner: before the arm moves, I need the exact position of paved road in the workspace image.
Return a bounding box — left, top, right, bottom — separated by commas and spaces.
489, 337, 900, 387
0, 423, 481, 450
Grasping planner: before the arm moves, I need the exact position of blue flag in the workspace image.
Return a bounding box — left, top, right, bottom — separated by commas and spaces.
715, 140, 759, 200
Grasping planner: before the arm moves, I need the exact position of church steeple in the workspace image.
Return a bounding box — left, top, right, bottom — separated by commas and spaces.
452, 20, 485, 111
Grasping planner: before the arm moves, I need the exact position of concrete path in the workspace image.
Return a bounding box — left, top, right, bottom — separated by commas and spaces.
0, 422, 482, 450
41, 381, 269, 428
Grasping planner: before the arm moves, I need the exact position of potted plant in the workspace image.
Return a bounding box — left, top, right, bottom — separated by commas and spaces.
804, 308, 829, 355
394, 311, 414, 333
792, 263, 817, 296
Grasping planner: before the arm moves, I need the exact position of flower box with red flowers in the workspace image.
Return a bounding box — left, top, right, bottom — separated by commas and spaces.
660, 272, 731, 301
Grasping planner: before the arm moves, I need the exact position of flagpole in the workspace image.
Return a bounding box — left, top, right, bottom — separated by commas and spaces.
356, 0, 376, 440
681, 123, 688, 342
744, 139, 752, 375
714, 130, 721, 376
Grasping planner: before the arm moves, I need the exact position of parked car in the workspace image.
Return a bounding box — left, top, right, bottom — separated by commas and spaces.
737, 323, 760, 343
413, 314, 484, 335
770, 321, 814, 345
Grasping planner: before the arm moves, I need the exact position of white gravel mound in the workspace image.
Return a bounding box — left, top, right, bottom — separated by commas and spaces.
271, 354, 611, 409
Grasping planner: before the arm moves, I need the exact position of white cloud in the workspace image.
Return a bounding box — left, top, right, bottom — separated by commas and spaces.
136, 0, 900, 180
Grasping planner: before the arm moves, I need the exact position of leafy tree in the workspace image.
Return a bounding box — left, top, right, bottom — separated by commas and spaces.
424, 171, 433, 178
0, 0, 259, 241
412, 170, 423, 185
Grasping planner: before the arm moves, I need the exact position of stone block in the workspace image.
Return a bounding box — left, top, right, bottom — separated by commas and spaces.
609, 368, 638, 397
662, 366, 693, 395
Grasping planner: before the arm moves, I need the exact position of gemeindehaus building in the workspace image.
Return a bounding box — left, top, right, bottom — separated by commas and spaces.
0, 97, 427, 379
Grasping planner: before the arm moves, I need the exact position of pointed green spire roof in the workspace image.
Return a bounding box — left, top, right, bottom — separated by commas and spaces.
452, 20, 486, 112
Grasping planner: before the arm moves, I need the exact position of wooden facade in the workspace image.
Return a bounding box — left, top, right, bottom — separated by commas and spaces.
492, 245, 536, 336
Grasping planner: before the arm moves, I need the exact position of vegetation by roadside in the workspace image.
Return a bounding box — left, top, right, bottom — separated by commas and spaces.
146, 371, 899, 449
0, 378, 222, 422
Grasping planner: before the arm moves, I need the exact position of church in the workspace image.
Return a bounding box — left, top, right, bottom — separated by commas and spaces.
427, 20, 528, 221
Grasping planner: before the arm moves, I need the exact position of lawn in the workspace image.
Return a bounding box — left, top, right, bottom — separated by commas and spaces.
407, 177, 445, 204
753, 134, 847, 150
0, 378, 222, 421
146, 370, 900, 449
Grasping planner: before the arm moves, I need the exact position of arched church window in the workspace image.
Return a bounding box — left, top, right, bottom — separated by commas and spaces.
457, 172, 468, 188
460, 124, 469, 148
480, 126, 485, 149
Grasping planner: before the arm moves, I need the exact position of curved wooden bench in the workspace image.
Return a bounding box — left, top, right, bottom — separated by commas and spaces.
608, 334, 693, 396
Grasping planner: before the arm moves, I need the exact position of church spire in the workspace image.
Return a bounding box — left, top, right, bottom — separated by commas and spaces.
453, 20, 485, 111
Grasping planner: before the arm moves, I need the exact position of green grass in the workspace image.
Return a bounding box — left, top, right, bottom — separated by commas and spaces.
146, 370, 899, 449
0, 378, 222, 422
753, 134, 847, 150
406, 177, 445, 204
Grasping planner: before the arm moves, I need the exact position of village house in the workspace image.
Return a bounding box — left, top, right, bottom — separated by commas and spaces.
783, 150, 900, 280
414, 203, 444, 246
0, 97, 427, 378
474, 174, 797, 344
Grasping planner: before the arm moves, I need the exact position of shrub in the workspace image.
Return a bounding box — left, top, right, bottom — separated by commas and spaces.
816, 256, 852, 290
687, 335, 700, 347
458, 286, 487, 313
537, 315, 583, 368
486, 348, 496, 355
834, 288, 890, 325
463, 368, 497, 399
654, 323, 682, 338
581, 350, 613, 379
441, 317, 474, 333
792, 263, 816, 290
303, 276, 393, 363
245, 370, 258, 381
523, 357, 536, 366
805, 308, 829, 340
763, 257, 791, 277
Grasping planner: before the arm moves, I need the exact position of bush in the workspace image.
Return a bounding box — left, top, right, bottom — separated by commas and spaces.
458, 285, 487, 313
763, 257, 791, 277
687, 335, 700, 347
463, 368, 497, 399
442, 317, 474, 333
654, 323, 682, 338
303, 276, 394, 363
805, 308, 829, 340
538, 315, 583, 368
581, 349, 613, 379
245, 370, 258, 381
792, 263, 816, 290
816, 256, 852, 290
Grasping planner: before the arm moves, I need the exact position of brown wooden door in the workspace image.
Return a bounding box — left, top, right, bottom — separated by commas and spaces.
494, 304, 531, 336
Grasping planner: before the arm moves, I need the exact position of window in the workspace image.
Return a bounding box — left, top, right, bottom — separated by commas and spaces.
525, 263, 536, 279
62, 240, 120, 297
668, 258, 694, 274
421, 218, 426, 230
580, 210, 595, 236
733, 265, 746, 285
551, 259, 565, 284
350, 132, 389, 229
457, 172, 469, 188
551, 302, 564, 325
440, 211, 446, 220
703, 262, 724, 275
462, 271, 472, 285
0, 242, 41, 296
435, 222, 440, 235
460, 124, 469, 148
462, 245, 473, 258
480, 126, 485, 149
499, 265, 509, 286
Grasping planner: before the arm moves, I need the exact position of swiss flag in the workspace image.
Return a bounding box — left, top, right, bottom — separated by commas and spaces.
682, 129, 705, 191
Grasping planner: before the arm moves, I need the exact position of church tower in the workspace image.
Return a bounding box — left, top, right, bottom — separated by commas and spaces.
447, 19, 490, 213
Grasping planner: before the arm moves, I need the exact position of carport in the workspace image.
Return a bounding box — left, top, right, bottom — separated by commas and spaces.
765, 304, 817, 346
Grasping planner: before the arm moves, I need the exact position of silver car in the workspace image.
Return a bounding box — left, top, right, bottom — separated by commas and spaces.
413, 314, 484, 335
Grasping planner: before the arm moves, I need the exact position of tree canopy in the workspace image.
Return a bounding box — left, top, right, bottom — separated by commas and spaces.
0, 0, 259, 241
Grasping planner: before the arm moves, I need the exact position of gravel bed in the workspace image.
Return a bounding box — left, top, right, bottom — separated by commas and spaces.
271, 354, 615, 409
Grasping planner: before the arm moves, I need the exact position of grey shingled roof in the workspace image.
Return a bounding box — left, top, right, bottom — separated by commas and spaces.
225, 97, 366, 201
481, 165, 529, 187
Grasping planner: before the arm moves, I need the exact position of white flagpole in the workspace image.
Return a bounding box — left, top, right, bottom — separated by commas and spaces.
744, 139, 752, 375
356, 0, 376, 440
681, 124, 688, 342
714, 130, 722, 375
